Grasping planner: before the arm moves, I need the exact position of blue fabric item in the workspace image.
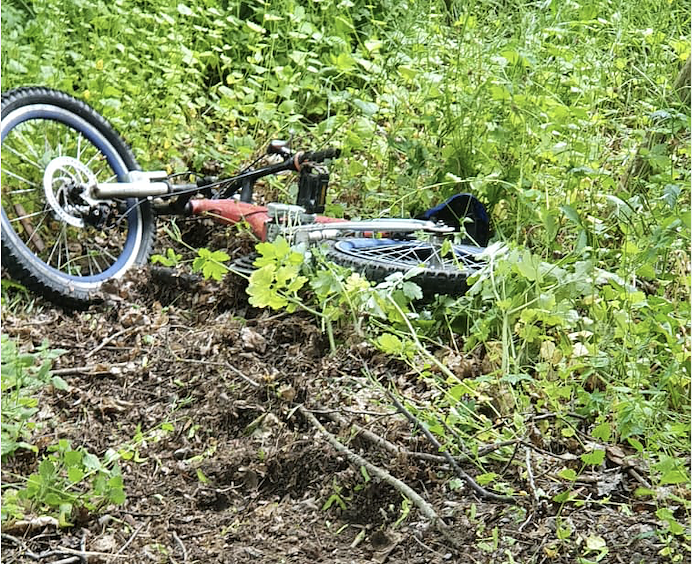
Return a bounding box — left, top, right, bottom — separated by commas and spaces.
334, 238, 484, 255
416, 193, 490, 247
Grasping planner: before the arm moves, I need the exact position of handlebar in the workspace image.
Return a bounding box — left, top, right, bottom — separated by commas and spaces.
170, 144, 341, 205
298, 147, 341, 164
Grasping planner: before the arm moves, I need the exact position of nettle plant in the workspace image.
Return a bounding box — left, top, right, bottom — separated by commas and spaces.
1, 335, 67, 458
1, 336, 127, 527
245, 237, 424, 352
2, 440, 126, 527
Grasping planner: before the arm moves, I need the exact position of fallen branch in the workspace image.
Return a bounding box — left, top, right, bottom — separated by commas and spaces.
387, 392, 515, 504
173, 356, 260, 388
1, 533, 128, 562
326, 410, 516, 465
85, 326, 139, 359
52, 362, 130, 376
297, 405, 456, 541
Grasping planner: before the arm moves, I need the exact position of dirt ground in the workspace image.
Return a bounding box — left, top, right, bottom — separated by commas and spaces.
1, 230, 688, 563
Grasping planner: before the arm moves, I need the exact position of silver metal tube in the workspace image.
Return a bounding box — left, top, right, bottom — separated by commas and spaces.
93, 181, 169, 199
296, 219, 454, 241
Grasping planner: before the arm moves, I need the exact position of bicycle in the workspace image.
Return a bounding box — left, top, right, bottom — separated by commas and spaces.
1, 87, 491, 307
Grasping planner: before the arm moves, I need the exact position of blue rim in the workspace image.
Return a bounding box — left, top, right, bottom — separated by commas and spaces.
1, 105, 140, 283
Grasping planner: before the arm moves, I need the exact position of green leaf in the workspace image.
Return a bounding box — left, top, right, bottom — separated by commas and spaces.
364, 39, 382, 52
51, 376, 69, 391
192, 248, 229, 281
560, 204, 582, 226
151, 248, 182, 267
39, 459, 56, 480
476, 472, 497, 485
515, 250, 541, 282
558, 468, 578, 481
63, 450, 83, 467
82, 452, 101, 471
322, 493, 346, 511
109, 487, 126, 505
177, 3, 193, 16
246, 20, 267, 34
401, 281, 423, 301
580, 449, 605, 466
660, 469, 689, 485
377, 333, 402, 355
591, 422, 611, 442
68, 467, 85, 483
196, 468, 208, 484
311, 270, 342, 297
490, 85, 511, 101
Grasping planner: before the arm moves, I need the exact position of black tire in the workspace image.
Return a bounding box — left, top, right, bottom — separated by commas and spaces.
1, 87, 155, 307
324, 238, 483, 296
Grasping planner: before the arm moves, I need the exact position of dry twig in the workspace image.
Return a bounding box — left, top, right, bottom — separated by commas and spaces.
327, 411, 517, 466
387, 392, 515, 504
298, 406, 449, 532
85, 326, 139, 358
173, 531, 188, 563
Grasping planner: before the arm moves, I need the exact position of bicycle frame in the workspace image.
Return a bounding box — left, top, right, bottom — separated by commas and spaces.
88, 143, 456, 244
186, 198, 453, 242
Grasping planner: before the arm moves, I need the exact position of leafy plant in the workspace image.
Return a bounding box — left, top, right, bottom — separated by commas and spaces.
192, 247, 231, 281
151, 248, 183, 268
1, 335, 67, 458
247, 237, 308, 312
2, 439, 125, 527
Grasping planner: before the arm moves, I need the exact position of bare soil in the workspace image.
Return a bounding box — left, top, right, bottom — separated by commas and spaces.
1, 247, 686, 564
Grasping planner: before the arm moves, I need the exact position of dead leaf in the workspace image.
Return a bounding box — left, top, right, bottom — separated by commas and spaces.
277, 384, 296, 402
92, 533, 118, 553
241, 327, 267, 353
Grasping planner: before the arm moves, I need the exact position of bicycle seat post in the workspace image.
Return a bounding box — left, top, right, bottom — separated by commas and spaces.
239, 178, 253, 203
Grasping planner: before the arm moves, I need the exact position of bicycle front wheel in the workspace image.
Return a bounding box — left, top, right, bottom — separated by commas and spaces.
324, 238, 483, 296
1, 87, 155, 307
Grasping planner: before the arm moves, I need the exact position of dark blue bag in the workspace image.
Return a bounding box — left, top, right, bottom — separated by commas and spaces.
416, 193, 490, 247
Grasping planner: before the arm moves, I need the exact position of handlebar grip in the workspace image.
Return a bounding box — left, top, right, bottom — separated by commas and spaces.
299, 147, 341, 163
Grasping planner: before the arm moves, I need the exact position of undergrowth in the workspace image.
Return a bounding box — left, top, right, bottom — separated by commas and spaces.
1, 336, 126, 527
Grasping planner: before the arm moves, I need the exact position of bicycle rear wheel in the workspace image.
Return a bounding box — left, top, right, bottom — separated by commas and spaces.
324, 238, 483, 296
1, 87, 155, 307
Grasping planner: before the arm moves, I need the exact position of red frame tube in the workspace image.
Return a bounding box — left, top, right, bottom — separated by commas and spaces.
187, 199, 345, 241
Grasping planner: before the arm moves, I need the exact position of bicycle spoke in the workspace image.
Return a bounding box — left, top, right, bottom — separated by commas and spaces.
8, 209, 44, 223
62, 225, 72, 273
101, 248, 119, 263
6, 187, 39, 195
2, 169, 41, 188
15, 129, 41, 161
76, 133, 83, 161
3, 143, 43, 170
348, 241, 479, 269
